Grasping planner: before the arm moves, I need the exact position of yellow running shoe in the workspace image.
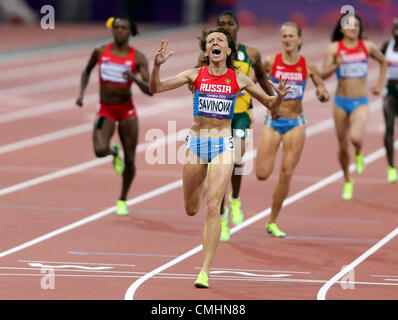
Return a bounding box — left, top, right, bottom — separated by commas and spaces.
266, 222, 286, 238
220, 206, 230, 242
194, 271, 209, 288
342, 181, 354, 200
112, 143, 124, 175
355, 153, 365, 175
387, 166, 397, 183
229, 192, 244, 226
116, 200, 129, 216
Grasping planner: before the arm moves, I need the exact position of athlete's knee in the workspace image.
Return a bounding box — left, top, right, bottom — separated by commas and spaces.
280, 166, 294, 179
350, 136, 362, 149
206, 196, 221, 218
256, 169, 271, 181
338, 142, 349, 155
185, 202, 199, 216
256, 162, 273, 180
94, 145, 109, 158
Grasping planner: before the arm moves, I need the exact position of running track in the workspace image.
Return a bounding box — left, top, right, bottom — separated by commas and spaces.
0, 23, 397, 300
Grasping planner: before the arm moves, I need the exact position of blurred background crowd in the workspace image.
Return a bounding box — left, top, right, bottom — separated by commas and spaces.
1, 0, 398, 29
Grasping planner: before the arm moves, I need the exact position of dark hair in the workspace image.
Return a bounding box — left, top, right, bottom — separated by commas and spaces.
281, 22, 302, 51
331, 13, 363, 42
196, 27, 237, 69
216, 10, 239, 27
113, 15, 138, 37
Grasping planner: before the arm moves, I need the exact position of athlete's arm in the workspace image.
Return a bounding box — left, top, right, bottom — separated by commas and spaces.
321, 42, 341, 80
237, 72, 290, 111
307, 59, 330, 102
263, 54, 276, 74
76, 46, 103, 107
150, 40, 198, 93
365, 40, 387, 95
247, 47, 274, 95
380, 40, 389, 55
123, 49, 153, 96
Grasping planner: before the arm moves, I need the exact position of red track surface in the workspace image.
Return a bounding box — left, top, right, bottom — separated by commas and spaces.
0, 23, 397, 300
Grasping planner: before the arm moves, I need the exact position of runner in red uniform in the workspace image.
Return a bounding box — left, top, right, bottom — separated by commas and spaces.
150, 28, 290, 288
256, 22, 329, 238
76, 16, 152, 215
322, 14, 386, 199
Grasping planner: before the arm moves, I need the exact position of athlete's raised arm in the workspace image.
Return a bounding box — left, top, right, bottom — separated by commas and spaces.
150, 40, 199, 93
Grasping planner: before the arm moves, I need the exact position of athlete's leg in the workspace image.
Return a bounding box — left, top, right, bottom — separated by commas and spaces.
268, 125, 305, 225
383, 96, 397, 167
255, 126, 282, 180
117, 116, 139, 201
333, 105, 350, 182
183, 150, 208, 216
201, 150, 234, 275
231, 136, 245, 197
349, 104, 369, 156
93, 116, 117, 158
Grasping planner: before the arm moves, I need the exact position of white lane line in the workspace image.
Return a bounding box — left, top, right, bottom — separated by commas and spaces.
0, 125, 187, 198
197, 266, 311, 274
0, 178, 182, 259
19, 260, 135, 267
28, 263, 113, 270
0, 96, 189, 155
124, 139, 398, 300
317, 226, 398, 300
0, 94, 97, 124
210, 270, 291, 278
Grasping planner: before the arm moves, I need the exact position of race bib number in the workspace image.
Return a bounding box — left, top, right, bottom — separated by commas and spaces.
339, 61, 368, 78
272, 83, 303, 100
197, 92, 233, 117
100, 61, 130, 83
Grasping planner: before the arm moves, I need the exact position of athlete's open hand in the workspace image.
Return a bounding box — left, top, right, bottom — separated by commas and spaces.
268, 75, 292, 98
154, 39, 174, 67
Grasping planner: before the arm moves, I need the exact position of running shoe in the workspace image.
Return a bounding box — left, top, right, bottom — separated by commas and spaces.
112, 143, 124, 175
194, 271, 209, 288
229, 192, 244, 226
387, 166, 398, 183
266, 222, 286, 238
342, 181, 354, 200
355, 153, 365, 175
220, 206, 230, 242
116, 199, 129, 216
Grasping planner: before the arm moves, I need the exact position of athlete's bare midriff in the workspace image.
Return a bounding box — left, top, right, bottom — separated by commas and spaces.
267, 99, 303, 118
190, 116, 232, 138
336, 78, 368, 97
100, 85, 132, 104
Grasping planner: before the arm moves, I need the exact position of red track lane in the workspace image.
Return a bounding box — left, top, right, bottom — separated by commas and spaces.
0, 25, 396, 300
